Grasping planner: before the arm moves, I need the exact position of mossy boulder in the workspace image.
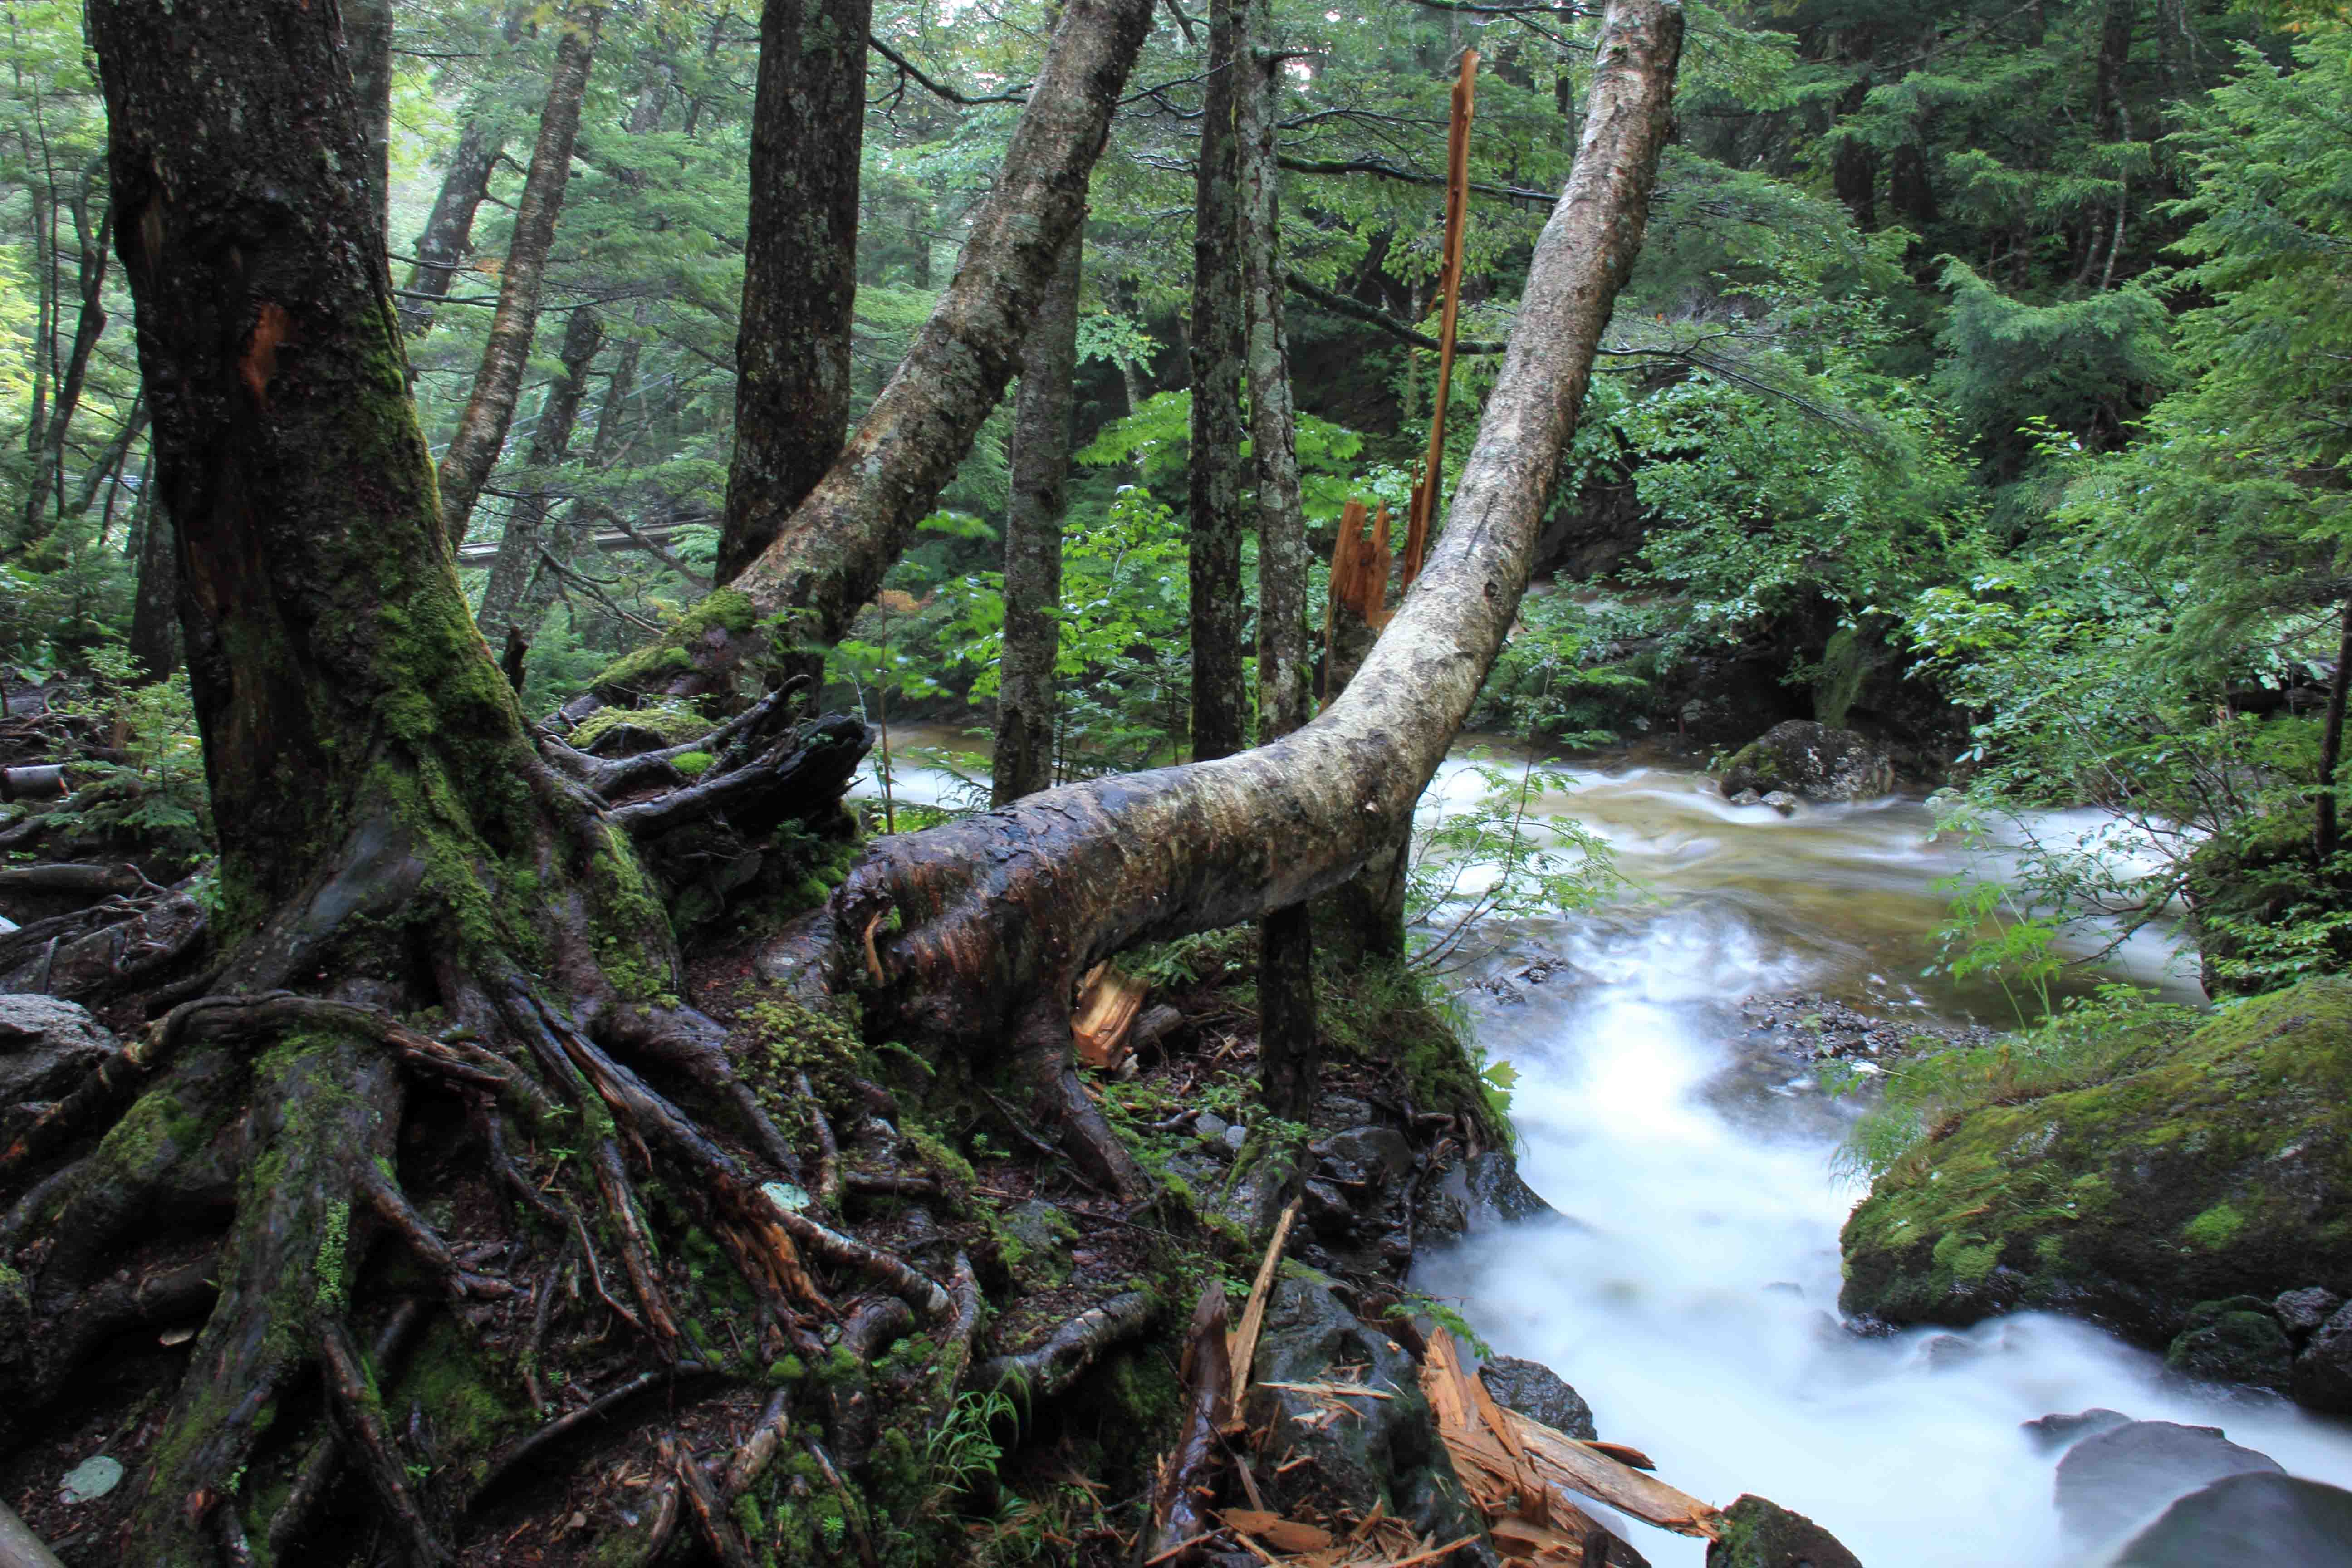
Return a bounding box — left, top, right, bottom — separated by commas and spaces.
1716, 721, 1893, 804
1839, 979, 2352, 1368
1706, 1494, 1863, 1568
2164, 1299, 2293, 1392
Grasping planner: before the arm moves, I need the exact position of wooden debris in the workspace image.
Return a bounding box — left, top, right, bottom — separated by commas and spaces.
1072, 961, 1149, 1069
1228, 1197, 1303, 1419
1221, 1509, 1336, 1553
1402, 49, 1480, 591
1147, 1281, 1234, 1564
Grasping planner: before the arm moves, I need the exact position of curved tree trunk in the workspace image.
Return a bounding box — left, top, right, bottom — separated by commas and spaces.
617, 0, 1158, 693
994, 226, 1082, 807
435, 4, 603, 542
476, 305, 604, 640
1187, 0, 1250, 763
1237, 0, 1317, 1117
764, 0, 1685, 1186
715, 0, 873, 587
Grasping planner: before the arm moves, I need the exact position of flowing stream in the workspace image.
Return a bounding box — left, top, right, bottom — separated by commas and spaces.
1410, 761, 2352, 1567
852, 727, 2352, 1562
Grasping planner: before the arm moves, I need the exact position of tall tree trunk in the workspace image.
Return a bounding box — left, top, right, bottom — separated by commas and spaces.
519, 318, 643, 630
765, 0, 1684, 1191
629, 0, 1159, 695
993, 228, 1081, 807
74, 6, 860, 1557
715, 0, 872, 587
435, 4, 603, 541
1187, 0, 1249, 762
1236, 0, 1316, 1117
2317, 594, 2352, 868
345, 0, 394, 241
19, 187, 111, 546
399, 120, 501, 337
476, 305, 604, 638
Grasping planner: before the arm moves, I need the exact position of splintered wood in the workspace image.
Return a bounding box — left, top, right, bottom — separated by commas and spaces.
1071, 962, 1149, 1069
1420, 1328, 1722, 1563
1403, 49, 1480, 592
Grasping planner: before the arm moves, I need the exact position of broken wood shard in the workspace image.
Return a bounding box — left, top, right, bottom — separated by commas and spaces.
1072, 961, 1149, 1069
1403, 49, 1480, 592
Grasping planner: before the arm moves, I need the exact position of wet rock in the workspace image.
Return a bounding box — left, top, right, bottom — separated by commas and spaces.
2110, 1471, 2352, 1568
1448, 1150, 1553, 1233
1705, 1494, 1864, 1568
2165, 1300, 2293, 1392
1316, 1093, 1374, 1127
1918, 1333, 1980, 1371
1477, 1355, 1596, 1441
1760, 791, 1800, 817
2054, 1420, 2283, 1550
998, 1200, 1077, 1291
1839, 976, 2352, 1395
1319, 1126, 1414, 1188
1194, 1112, 1231, 1146
1303, 1179, 1356, 1235
1716, 721, 1894, 804
1249, 1274, 1499, 1566
0, 992, 119, 1105
2022, 1408, 2131, 1453
2292, 1302, 2352, 1413
2273, 1286, 2345, 1338
1728, 789, 1762, 807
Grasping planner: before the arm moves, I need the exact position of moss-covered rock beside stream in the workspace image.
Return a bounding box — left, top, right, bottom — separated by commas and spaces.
1839, 978, 2352, 1359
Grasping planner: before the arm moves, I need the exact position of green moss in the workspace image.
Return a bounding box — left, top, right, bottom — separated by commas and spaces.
1842, 977, 2352, 1343
593, 589, 756, 694
570, 700, 713, 750
671, 750, 715, 777
383, 1315, 532, 1489
314, 1200, 352, 1312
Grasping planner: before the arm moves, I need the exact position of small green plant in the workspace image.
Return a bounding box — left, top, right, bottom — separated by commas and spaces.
1406, 758, 1623, 974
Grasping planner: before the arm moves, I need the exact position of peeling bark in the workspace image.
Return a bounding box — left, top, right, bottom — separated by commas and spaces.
1188, 0, 1249, 762
994, 227, 1081, 807
716, 0, 873, 586
435, 4, 603, 541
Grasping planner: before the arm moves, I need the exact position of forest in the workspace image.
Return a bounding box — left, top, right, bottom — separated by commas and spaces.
1, 0, 2351, 1563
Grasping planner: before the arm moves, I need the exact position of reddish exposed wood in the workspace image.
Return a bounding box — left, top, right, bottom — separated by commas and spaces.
1403, 51, 1480, 591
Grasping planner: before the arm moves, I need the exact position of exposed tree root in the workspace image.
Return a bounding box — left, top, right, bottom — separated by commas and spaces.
266, 1302, 424, 1563
975, 1289, 1155, 1403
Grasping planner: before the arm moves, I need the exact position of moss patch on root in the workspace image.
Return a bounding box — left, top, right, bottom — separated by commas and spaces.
1839, 977, 2352, 1343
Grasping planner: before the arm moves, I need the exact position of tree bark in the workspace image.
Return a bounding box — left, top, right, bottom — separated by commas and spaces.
399, 120, 501, 338
476, 305, 604, 639
19, 188, 111, 546
126, 447, 177, 680
768, 0, 1683, 1185
993, 227, 1081, 807
1237, 0, 1316, 1117
344, 0, 394, 242
715, 0, 872, 587
1187, 0, 1250, 762
434, 4, 603, 542
2316, 594, 2352, 868
638, 0, 1158, 694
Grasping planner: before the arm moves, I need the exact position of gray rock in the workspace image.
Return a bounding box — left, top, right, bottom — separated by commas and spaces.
1716, 720, 1895, 804
2293, 1302, 2352, 1413
1221, 1122, 1246, 1153
1249, 1274, 1499, 1566
2110, 1471, 2352, 1568
1193, 1112, 1231, 1145
1728, 789, 1763, 807
997, 1200, 1076, 1291
2274, 1286, 2345, 1338
2166, 1299, 2294, 1392
1705, 1494, 1863, 1568
1316, 1093, 1374, 1126
0, 992, 119, 1106
1318, 1126, 1414, 1187
1760, 791, 1800, 817
2055, 1420, 2284, 1549
2021, 1408, 2131, 1453
1478, 1355, 1596, 1441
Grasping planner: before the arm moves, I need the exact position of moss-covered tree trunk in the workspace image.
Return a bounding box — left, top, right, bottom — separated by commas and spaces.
1187, 0, 1250, 763
716, 0, 873, 587
435, 3, 603, 540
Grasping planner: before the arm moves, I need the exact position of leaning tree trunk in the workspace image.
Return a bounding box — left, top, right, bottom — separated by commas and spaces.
1236, 0, 1317, 1118
715, 0, 873, 587
993, 226, 1082, 807
435, 3, 603, 541
45, 4, 894, 1559
476, 305, 604, 640
19, 188, 111, 547
608, 0, 1159, 695
760, 0, 1684, 1191
1187, 0, 1250, 762
398, 119, 501, 337
345, 0, 395, 240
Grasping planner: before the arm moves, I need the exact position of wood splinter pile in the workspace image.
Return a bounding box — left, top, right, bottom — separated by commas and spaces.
1144, 1204, 1725, 1568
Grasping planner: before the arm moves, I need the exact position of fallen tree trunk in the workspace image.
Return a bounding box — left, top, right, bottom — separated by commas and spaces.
762, 0, 1684, 1186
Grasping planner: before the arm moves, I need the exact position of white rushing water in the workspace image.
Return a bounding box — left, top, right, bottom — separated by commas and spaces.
1409, 764, 2352, 1567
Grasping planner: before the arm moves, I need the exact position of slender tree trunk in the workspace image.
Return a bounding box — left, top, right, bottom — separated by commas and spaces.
715, 0, 872, 587
521, 320, 643, 629
1237, 0, 1316, 1117
398, 120, 500, 337
126, 446, 176, 681
345, 0, 394, 242
769, 0, 1684, 1190
1187, 0, 1249, 762
2317, 594, 2352, 868
435, 4, 603, 542
20, 189, 111, 546
476, 306, 604, 638
994, 228, 1081, 806
638, 0, 1158, 694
